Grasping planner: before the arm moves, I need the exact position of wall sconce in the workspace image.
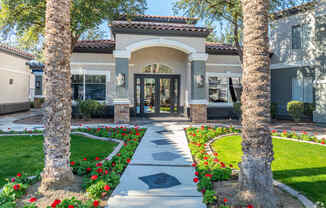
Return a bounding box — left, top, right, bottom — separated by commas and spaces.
195, 74, 204, 88
116, 72, 126, 87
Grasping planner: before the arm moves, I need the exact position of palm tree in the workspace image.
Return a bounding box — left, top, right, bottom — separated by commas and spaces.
236, 0, 278, 207
39, 0, 74, 192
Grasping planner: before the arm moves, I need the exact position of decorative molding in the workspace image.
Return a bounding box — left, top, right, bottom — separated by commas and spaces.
206, 63, 241, 67
190, 99, 208, 105
270, 62, 316, 70
189, 53, 208, 62
206, 72, 242, 78
71, 62, 115, 66
125, 38, 197, 55
0, 67, 29, 75
113, 50, 131, 59
113, 98, 130, 105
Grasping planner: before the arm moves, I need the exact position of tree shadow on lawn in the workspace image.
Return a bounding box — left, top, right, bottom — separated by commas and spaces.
273, 167, 326, 202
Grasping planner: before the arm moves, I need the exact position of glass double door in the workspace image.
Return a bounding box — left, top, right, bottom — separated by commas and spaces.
135, 74, 180, 116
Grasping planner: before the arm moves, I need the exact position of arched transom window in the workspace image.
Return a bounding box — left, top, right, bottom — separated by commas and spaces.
142, 64, 174, 74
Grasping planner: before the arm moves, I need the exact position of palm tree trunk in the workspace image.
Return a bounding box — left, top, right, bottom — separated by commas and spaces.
235, 0, 278, 207
39, 0, 74, 192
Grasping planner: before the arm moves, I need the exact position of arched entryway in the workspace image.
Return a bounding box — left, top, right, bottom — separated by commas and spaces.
134, 64, 181, 116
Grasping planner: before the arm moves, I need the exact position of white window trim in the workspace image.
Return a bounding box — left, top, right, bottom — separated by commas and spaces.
71, 69, 110, 104
206, 72, 242, 107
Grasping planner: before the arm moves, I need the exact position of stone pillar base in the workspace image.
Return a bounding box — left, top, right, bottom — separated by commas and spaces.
114, 104, 130, 124
190, 104, 207, 123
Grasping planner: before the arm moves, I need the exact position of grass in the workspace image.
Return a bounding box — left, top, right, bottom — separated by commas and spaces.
0, 134, 118, 187
212, 135, 326, 203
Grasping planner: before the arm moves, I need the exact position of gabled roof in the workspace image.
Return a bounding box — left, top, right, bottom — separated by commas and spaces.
116, 14, 199, 24
0, 43, 34, 60
271, 2, 316, 20
111, 20, 212, 37
73, 39, 239, 56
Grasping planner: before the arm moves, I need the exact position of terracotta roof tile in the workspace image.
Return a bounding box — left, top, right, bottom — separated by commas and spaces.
73, 40, 115, 53
0, 43, 34, 60
272, 2, 316, 20
73, 39, 239, 56
206, 42, 238, 55
111, 21, 212, 37
117, 14, 198, 24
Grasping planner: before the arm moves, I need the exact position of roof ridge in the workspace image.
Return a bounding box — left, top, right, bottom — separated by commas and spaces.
272, 1, 316, 20
0, 43, 34, 59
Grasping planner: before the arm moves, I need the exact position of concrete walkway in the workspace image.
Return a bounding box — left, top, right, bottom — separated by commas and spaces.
107, 123, 206, 208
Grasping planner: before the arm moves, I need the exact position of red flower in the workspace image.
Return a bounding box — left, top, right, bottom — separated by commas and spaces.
91, 175, 98, 180
68, 205, 74, 208
136, 132, 140, 136
192, 163, 196, 167
322, 140, 325, 145
220, 162, 226, 168
195, 171, 199, 176
96, 163, 102, 167
93, 200, 99, 207
51, 199, 61, 208
248, 205, 254, 208
87, 168, 92, 172
29, 197, 37, 203
112, 162, 116, 167
83, 158, 87, 161
203, 156, 208, 160
17, 173, 22, 177
104, 184, 111, 191
124, 143, 127, 146
213, 152, 218, 156
11, 178, 15, 182
205, 174, 212, 178
193, 177, 199, 183
214, 158, 219, 163
224, 198, 228, 203
192, 134, 196, 137
70, 161, 75, 166
126, 158, 131, 163
13, 184, 20, 190
95, 157, 100, 161
96, 168, 103, 173
282, 130, 287, 134
204, 161, 208, 165
117, 153, 121, 157
271, 129, 276, 133
105, 169, 109, 175
201, 189, 206, 194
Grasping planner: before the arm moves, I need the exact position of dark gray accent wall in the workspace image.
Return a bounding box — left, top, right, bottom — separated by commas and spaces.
0, 102, 30, 115
191, 60, 206, 100
35, 75, 42, 96
271, 68, 297, 115
115, 58, 129, 99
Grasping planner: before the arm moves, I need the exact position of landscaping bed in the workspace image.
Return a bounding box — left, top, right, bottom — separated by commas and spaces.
185, 126, 320, 208
0, 127, 146, 208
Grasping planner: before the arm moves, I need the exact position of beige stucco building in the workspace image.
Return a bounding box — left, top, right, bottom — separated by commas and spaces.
0, 43, 35, 114
72, 15, 242, 123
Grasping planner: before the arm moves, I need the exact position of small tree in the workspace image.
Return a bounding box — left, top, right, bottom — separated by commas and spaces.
287, 101, 304, 122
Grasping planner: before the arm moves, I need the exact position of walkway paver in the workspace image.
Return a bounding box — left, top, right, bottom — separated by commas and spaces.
107, 123, 206, 208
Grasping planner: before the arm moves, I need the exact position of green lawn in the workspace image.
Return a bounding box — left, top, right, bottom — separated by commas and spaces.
212, 135, 326, 203
0, 134, 118, 187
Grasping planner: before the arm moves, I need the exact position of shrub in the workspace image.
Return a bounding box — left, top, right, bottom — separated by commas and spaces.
304, 103, 315, 117
271, 103, 278, 119
233, 102, 241, 119
287, 101, 304, 122
78, 100, 104, 119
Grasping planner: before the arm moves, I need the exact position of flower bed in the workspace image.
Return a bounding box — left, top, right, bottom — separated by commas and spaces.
185, 126, 240, 207
271, 129, 326, 145
0, 126, 146, 208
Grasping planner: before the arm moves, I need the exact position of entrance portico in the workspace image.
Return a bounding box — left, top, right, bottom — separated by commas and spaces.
113, 40, 209, 123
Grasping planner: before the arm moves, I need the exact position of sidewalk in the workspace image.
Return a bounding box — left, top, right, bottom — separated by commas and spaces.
107, 123, 206, 208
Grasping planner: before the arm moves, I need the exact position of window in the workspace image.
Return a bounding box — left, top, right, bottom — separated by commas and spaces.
71, 72, 108, 101
143, 64, 173, 74
208, 74, 241, 105
292, 77, 313, 103
292, 25, 302, 49
85, 75, 106, 100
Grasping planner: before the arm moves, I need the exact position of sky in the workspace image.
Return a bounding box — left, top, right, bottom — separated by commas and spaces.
145, 0, 177, 16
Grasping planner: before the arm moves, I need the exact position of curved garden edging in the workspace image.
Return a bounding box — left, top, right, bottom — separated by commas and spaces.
205, 133, 316, 208
0, 131, 124, 194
